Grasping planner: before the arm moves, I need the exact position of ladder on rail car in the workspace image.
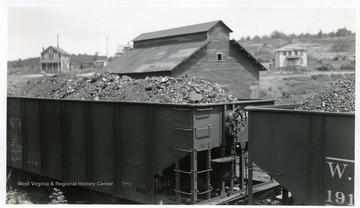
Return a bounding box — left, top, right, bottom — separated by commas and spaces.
174, 147, 213, 204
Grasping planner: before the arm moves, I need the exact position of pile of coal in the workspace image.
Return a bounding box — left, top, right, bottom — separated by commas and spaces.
13, 73, 237, 104
297, 73, 355, 113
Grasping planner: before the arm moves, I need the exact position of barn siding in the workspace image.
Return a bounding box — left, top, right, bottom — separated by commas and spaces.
172, 25, 259, 99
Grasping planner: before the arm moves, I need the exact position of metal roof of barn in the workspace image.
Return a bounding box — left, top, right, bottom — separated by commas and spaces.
133, 20, 232, 42
105, 40, 210, 74
41, 46, 70, 55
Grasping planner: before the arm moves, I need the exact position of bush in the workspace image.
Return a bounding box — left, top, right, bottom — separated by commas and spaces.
281, 92, 290, 98
340, 64, 355, 71
260, 90, 267, 97
317, 64, 335, 71
311, 74, 330, 81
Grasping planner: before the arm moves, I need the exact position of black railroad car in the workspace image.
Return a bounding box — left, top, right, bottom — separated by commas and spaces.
7, 97, 275, 204
246, 104, 355, 206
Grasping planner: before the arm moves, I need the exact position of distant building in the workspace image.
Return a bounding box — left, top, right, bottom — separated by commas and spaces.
40, 46, 71, 72
115, 44, 132, 57
274, 45, 307, 69
94, 59, 108, 68
105, 20, 266, 99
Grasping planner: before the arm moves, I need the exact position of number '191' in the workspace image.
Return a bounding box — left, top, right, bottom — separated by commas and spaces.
326, 190, 353, 205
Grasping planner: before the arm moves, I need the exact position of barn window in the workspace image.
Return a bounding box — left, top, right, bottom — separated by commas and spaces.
217, 52, 223, 61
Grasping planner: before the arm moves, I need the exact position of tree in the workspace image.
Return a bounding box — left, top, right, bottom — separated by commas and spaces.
335, 27, 352, 37
252, 35, 261, 41
245, 36, 251, 41
92, 52, 99, 62
239, 37, 246, 42
286, 33, 296, 44
317, 30, 323, 39
261, 35, 269, 40
270, 30, 286, 39
303, 32, 312, 39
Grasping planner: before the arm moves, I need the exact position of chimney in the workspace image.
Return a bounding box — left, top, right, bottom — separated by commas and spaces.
42, 47, 44, 51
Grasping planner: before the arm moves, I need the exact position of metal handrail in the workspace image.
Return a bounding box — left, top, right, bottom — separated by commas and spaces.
197, 169, 213, 174
197, 187, 213, 195
197, 107, 213, 111
173, 108, 191, 111
174, 189, 193, 195
174, 148, 192, 153
174, 127, 193, 131
174, 169, 192, 174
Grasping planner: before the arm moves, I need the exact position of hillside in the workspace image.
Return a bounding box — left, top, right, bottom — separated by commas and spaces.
240, 35, 355, 71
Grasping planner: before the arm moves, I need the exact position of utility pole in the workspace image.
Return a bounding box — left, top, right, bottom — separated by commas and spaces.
106, 36, 109, 64
57, 34, 60, 73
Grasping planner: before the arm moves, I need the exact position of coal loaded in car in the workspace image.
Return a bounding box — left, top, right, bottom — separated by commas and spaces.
10, 72, 238, 103
296, 73, 355, 113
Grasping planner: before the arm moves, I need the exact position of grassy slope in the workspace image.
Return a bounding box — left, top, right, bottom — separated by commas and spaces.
241, 35, 355, 64
259, 71, 352, 104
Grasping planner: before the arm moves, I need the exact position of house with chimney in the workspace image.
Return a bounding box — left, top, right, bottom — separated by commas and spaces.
40, 46, 71, 72
104, 20, 266, 98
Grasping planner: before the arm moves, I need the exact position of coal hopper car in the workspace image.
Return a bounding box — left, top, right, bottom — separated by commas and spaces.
7, 97, 276, 204
246, 104, 355, 206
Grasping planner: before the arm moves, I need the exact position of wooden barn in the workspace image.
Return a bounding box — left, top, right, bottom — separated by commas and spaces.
104, 20, 266, 99
40, 46, 71, 72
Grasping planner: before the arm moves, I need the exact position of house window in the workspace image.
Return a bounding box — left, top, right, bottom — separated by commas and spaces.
288, 51, 291, 56
283, 51, 286, 56
54, 54, 58, 59
49, 49, 53, 53
44, 54, 49, 60
300, 51, 304, 55
217, 52, 223, 61
295, 51, 298, 55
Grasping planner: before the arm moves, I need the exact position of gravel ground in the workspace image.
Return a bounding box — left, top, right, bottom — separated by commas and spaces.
9, 72, 237, 104
297, 73, 355, 113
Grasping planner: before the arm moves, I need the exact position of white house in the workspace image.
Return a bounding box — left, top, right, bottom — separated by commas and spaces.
274, 45, 307, 69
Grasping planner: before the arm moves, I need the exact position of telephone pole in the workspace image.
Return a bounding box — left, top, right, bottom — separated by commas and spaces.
57, 34, 60, 73
106, 36, 109, 63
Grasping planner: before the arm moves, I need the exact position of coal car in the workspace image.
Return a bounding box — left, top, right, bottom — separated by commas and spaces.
246, 104, 355, 205
7, 97, 277, 204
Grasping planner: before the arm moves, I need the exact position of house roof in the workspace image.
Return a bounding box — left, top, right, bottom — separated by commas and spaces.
105, 40, 210, 74
230, 40, 267, 71
275, 45, 306, 52
41, 46, 70, 55
133, 20, 232, 42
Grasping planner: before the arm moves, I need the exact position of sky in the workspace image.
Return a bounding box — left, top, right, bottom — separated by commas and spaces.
5, 0, 358, 61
